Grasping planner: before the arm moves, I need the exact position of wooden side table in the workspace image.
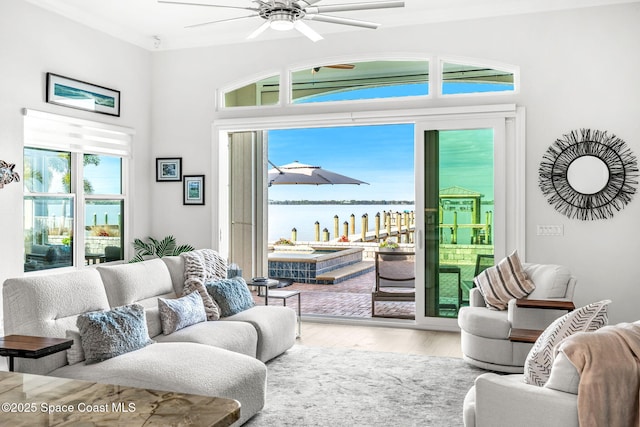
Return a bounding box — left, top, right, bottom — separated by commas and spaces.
0, 335, 73, 372
508, 299, 576, 343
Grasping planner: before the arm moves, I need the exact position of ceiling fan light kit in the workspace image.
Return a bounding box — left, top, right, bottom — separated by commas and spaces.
158, 0, 405, 42
270, 12, 296, 31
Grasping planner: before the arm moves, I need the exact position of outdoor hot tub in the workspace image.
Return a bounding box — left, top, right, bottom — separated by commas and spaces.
268, 246, 364, 284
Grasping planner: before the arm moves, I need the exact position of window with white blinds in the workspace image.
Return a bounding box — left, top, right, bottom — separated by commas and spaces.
23, 109, 134, 272
23, 108, 133, 157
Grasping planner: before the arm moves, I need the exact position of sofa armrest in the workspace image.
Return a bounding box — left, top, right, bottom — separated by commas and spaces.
507, 299, 572, 330
474, 373, 578, 427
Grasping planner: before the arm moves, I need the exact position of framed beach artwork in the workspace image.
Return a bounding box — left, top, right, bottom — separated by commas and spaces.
46, 73, 121, 116
183, 175, 205, 205
156, 157, 182, 182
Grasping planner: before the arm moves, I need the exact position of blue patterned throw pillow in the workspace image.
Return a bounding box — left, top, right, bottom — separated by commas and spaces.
158, 291, 207, 335
76, 304, 154, 364
206, 277, 255, 317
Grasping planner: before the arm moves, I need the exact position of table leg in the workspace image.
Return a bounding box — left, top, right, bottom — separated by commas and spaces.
9, 356, 14, 372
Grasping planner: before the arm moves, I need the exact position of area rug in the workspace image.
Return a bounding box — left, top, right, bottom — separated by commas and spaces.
245, 345, 486, 427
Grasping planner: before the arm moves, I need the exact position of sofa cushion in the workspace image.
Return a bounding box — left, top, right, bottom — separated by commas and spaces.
77, 304, 154, 364
97, 258, 176, 307
49, 342, 267, 426
474, 250, 535, 310
65, 330, 85, 365
162, 255, 187, 295
206, 277, 255, 317
154, 320, 258, 358
523, 263, 572, 299
158, 291, 207, 335
523, 299, 610, 386
144, 306, 163, 338
544, 351, 580, 394
2, 269, 110, 375
223, 305, 297, 362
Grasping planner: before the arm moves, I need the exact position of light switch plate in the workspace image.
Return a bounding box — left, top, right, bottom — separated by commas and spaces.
536, 225, 564, 236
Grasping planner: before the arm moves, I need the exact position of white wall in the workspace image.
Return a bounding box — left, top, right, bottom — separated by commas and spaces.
151, 3, 640, 324
0, 2, 152, 321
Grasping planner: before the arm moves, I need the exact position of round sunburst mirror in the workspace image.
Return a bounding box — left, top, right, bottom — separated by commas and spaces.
538, 129, 639, 220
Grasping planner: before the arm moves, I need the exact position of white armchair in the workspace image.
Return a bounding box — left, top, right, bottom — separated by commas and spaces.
463, 359, 579, 427
463, 320, 640, 427
457, 263, 577, 373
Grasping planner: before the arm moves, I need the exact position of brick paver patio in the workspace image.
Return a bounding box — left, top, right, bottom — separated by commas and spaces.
250, 268, 469, 319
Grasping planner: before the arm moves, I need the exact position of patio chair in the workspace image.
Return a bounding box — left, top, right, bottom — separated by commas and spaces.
460, 254, 494, 306
372, 251, 415, 319
104, 246, 122, 262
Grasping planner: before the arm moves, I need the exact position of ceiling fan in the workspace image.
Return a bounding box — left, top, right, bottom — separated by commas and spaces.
312, 64, 355, 73
158, 0, 405, 42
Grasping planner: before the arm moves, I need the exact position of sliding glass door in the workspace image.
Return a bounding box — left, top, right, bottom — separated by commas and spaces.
415, 118, 510, 327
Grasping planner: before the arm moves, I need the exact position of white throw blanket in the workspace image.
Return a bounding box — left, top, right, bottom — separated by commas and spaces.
556, 322, 640, 427
181, 249, 228, 320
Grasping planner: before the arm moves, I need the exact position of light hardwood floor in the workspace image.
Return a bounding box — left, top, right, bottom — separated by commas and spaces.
0, 322, 462, 371
298, 321, 463, 358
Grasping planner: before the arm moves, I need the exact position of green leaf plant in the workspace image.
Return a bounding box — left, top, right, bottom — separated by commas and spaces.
129, 235, 195, 263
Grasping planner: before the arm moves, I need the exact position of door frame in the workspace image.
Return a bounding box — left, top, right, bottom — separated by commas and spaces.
212, 104, 525, 331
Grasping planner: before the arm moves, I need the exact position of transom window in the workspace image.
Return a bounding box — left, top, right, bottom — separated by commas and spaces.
221, 57, 517, 108
291, 60, 429, 104
224, 74, 280, 107
442, 62, 515, 95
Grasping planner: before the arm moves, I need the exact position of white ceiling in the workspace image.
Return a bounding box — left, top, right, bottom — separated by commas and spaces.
23, 0, 639, 51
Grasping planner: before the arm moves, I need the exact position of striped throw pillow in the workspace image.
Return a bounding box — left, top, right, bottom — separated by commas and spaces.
524, 299, 611, 386
473, 250, 535, 310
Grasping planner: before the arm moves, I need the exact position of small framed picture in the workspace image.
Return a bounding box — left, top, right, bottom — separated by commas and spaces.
46, 73, 120, 116
183, 175, 205, 205
156, 157, 182, 182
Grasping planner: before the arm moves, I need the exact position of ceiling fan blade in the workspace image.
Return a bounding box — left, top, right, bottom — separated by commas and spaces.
306, 1, 404, 14
325, 64, 356, 69
294, 21, 324, 42
247, 21, 271, 39
305, 14, 379, 29
297, 0, 324, 6
158, 0, 258, 11
186, 14, 259, 28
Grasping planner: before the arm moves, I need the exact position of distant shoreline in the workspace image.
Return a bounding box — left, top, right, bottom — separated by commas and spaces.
269, 200, 415, 205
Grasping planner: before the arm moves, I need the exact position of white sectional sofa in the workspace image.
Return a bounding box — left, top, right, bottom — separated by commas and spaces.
3, 256, 298, 425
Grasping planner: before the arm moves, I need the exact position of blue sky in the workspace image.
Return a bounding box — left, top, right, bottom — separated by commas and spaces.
268, 124, 415, 201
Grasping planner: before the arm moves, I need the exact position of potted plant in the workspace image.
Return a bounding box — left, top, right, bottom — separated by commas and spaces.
379, 239, 399, 252
130, 235, 194, 263
273, 237, 314, 253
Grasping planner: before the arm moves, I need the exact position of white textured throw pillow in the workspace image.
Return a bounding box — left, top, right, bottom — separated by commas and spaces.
474, 250, 535, 310
523, 299, 611, 387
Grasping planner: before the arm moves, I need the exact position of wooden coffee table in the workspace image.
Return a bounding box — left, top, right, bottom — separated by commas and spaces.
0, 370, 240, 426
